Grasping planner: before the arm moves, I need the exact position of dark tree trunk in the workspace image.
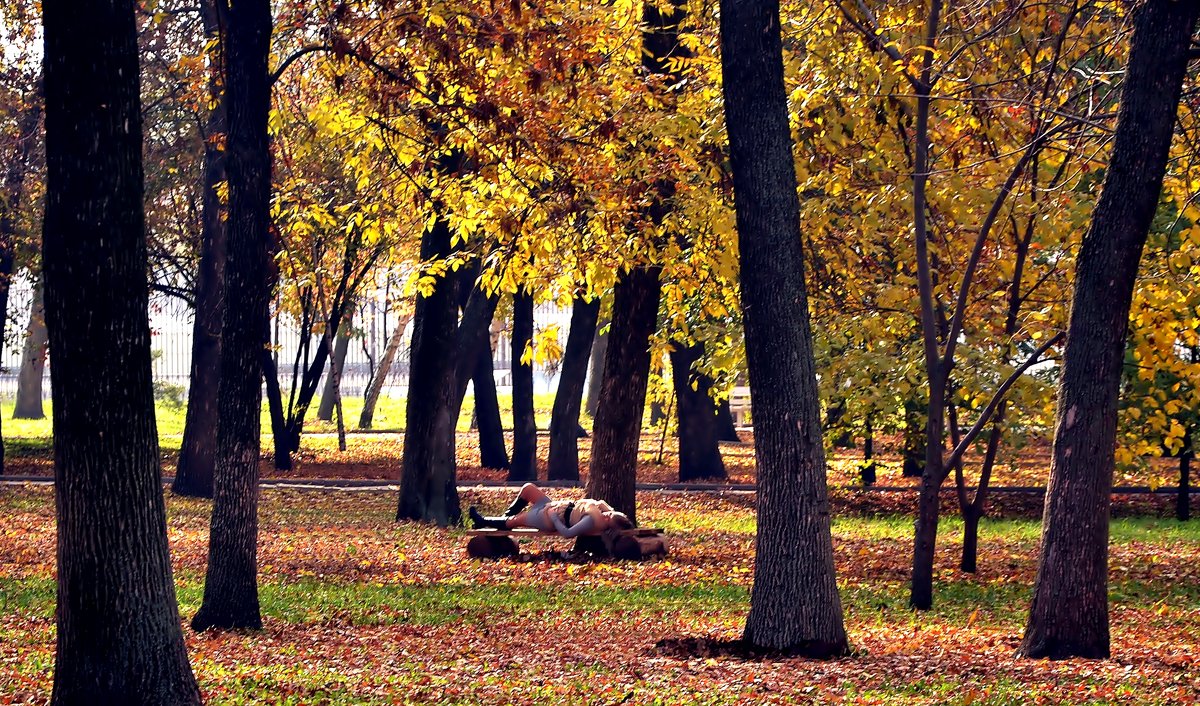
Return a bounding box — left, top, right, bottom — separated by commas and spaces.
671, 342, 727, 482
261, 352, 292, 471
719, 0, 849, 654
901, 399, 925, 477
317, 316, 352, 421
716, 399, 741, 442
473, 345, 509, 469
14, 278, 47, 419
41, 0, 201, 700
510, 288, 537, 481
585, 312, 609, 418
191, 0, 274, 633
1179, 446, 1192, 523
397, 216, 460, 525
455, 267, 507, 469
548, 295, 600, 481
173, 0, 227, 498
961, 505, 982, 574
586, 267, 662, 522
359, 310, 410, 429
1019, 0, 1199, 660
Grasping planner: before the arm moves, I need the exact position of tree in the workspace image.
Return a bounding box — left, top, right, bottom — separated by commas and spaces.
14, 276, 47, 419
1019, 0, 1200, 660
719, 0, 849, 654
509, 287, 537, 480
671, 341, 727, 481
173, 0, 228, 498
191, 0, 274, 632
548, 294, 601, 481
40, 0, 201, 700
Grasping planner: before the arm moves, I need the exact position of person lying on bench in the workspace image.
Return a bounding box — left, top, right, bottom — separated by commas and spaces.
468, 483, 634, 538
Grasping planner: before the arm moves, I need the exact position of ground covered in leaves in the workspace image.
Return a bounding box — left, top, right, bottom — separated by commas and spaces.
2, 485, 1199, 704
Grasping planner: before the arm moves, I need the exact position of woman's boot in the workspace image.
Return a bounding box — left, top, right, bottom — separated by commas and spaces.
469, 506, 510, 530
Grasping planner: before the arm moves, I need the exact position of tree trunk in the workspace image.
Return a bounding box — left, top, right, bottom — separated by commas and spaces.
671, 342, 727, 482
716, 398, 741, 442
719, 0, 849, 654
396, 216, 460, 525
586, 266, 661, 522
41, 0, 201, 699
510, 288, 537, 481
961, 505, 982, 574
548, 295, 600, 481
1019, 0, 1199, 659
173, 0, 227, 498
910, 374, 945, 610
191, 0, 274, 633
14, 278, 48, 420
261, 352, 292, 471
584, 313, 609, 418
472, 341, 509, 469
1179, 448, 1191, 523
358, 310, 410, 429
317, 315, 352, 421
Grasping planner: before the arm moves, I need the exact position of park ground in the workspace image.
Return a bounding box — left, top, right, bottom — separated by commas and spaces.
2, 484, 1200, 704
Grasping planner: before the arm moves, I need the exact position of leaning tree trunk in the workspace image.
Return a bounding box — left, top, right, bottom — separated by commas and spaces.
510, 288, 537, 481
14, 278, 48, 419
173, 0, 228, 498
41, 0, 201, 700
1019, 0, 1200, 660
586, 267, 661, 523
397, 216, 460, 525
720, 0, 849, 654
317, 319, 352, 421
358, 310, 410, 429
584, 312, 609, 418
548, 295, 600, 481
191, 0, 274, 633
671, 342, 727, 482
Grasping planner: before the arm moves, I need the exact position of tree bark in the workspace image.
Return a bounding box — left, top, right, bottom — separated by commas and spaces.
472, 339, 509, 469
584, 312, 609, 418
173, 0, 228, 498
716, 398, 741, 442
317, 315, 352, 421
191, 0, 274, 632
41, 0, 201, 699
671, 342, 727, 482
1019, 0, 1199, 659
548, 295, 600, 481
509, 288, 537, 481
719, 0, 849, 654
586, 266, 661, 522
396, 216, 460, 525
14, 277, 47, 420
358, 310, 410, 429
1178, 449, 1191, 523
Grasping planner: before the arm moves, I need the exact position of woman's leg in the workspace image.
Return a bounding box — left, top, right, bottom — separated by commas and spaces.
504, 483, 550, 516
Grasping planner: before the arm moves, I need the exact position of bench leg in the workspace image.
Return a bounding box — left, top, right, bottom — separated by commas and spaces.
467, 535, 519, 559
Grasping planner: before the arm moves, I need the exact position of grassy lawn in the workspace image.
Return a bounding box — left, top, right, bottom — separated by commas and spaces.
2, 487, 1198, 704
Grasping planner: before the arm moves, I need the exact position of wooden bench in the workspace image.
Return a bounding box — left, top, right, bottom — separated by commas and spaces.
729, 386, 752, 427
466, 527, 668, 560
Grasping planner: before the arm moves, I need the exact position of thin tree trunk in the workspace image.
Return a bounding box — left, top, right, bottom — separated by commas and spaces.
1019, 0, 1199, 659
510, 288, 537, 481
261, 352, 291, 471
14, 278, 47, 419
586, 266, 662, 522
358, 311, 410, 429
192, 0, 274, 632
473, 342, 509, 469
548, 295, 600, 481
671, 342, 726, 482
719, 0, 849, 654
585, 313, 609, 418
173, 0, 227, 498
396, 216, 460, 525
1179, 449, 1191, 522
42, 0, 201, 698
317, 318, 352, 421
